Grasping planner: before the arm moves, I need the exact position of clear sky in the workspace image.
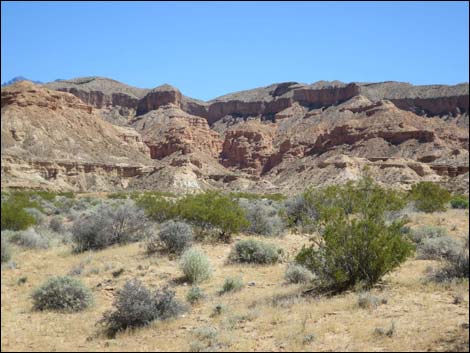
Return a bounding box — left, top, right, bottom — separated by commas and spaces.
1, 1, 469, 100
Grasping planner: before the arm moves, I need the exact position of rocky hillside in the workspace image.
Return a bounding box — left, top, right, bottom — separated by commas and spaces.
1, 81, 155, 191
2, 78, 469, 193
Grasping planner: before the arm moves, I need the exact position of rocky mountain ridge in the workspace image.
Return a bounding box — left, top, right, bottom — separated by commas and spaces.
1, 77, 469, 194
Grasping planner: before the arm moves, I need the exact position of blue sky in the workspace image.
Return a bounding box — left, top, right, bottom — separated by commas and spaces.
1, 1, 469, 100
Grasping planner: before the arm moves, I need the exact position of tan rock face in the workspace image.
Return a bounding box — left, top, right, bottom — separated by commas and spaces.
1, 81, 154, 191
132, 105, 222, 160
220, 121, 276, 175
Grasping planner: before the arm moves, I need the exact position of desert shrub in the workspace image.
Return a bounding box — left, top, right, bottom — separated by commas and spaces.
158, 220, 193, 254
180, 248, 213, 284
71, 200, 147, 252
24, 207, 46, 225
186, 286, 206, 304
432, 236, 469, 282
229, 192, 286, 202
9, 228, 49, 249
284, 263, 315, 284
417, 236, 460, 260
176, 191, 249, 242
357, 292, 387, 309
220, 277, 244, 294
191, 326, 219, 351
53, 196, 76, 214
98, 279, 185, 337
450, 195, 469, 209
1, 235, 12, 263
284, 193, 318, 230
49, 216, 65, 233
107, 192, 129, 199
239, 198, 285, 237
229, 239, 283, 264
135, 194, 177, 222
296, 176, 414, 292
409, 182, 451, 213
32, 276, 93, 312
410, 226, 448, 244
1, 194, 37, 231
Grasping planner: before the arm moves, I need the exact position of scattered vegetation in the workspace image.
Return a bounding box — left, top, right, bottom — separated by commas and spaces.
229, 239, 283, 264
180, 248, 213, 284
98, 279, 185, 337
32, 276, 93, 312
409, 182, 451, 213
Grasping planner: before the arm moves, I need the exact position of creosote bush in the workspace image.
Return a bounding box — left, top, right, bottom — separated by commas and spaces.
1, 193, 38, 231
98, 279, 186, 337
229, 239, 283, 264
296, 176, 414, 292
158, 220, 193, 254
409, 182, 451, 213
450, 195, 469, 209
71, 200, 147, 252
180, 248, 213, 284
32, 276, 93, 312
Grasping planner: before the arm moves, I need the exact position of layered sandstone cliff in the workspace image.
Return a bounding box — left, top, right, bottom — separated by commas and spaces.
3, 78, 469, 194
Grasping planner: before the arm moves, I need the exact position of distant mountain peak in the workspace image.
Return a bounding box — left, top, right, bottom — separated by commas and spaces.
1, 76, 43, 87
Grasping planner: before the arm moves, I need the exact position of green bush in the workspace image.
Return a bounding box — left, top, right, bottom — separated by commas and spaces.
1, 235, 12, 263
296, 176, 414, 292
450, 195, 469, 209
229, 239, 283, 264
180, 248, 213, 284
1, 193, 39, 231
409, 182, 451, 213
176, 191, 249, 242
98, 279, 186, 337
135, 194, 177, 222
32, 276, 93, 312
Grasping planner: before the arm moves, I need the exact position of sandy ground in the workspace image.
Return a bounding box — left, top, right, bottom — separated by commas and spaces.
1, 209, 469, 352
